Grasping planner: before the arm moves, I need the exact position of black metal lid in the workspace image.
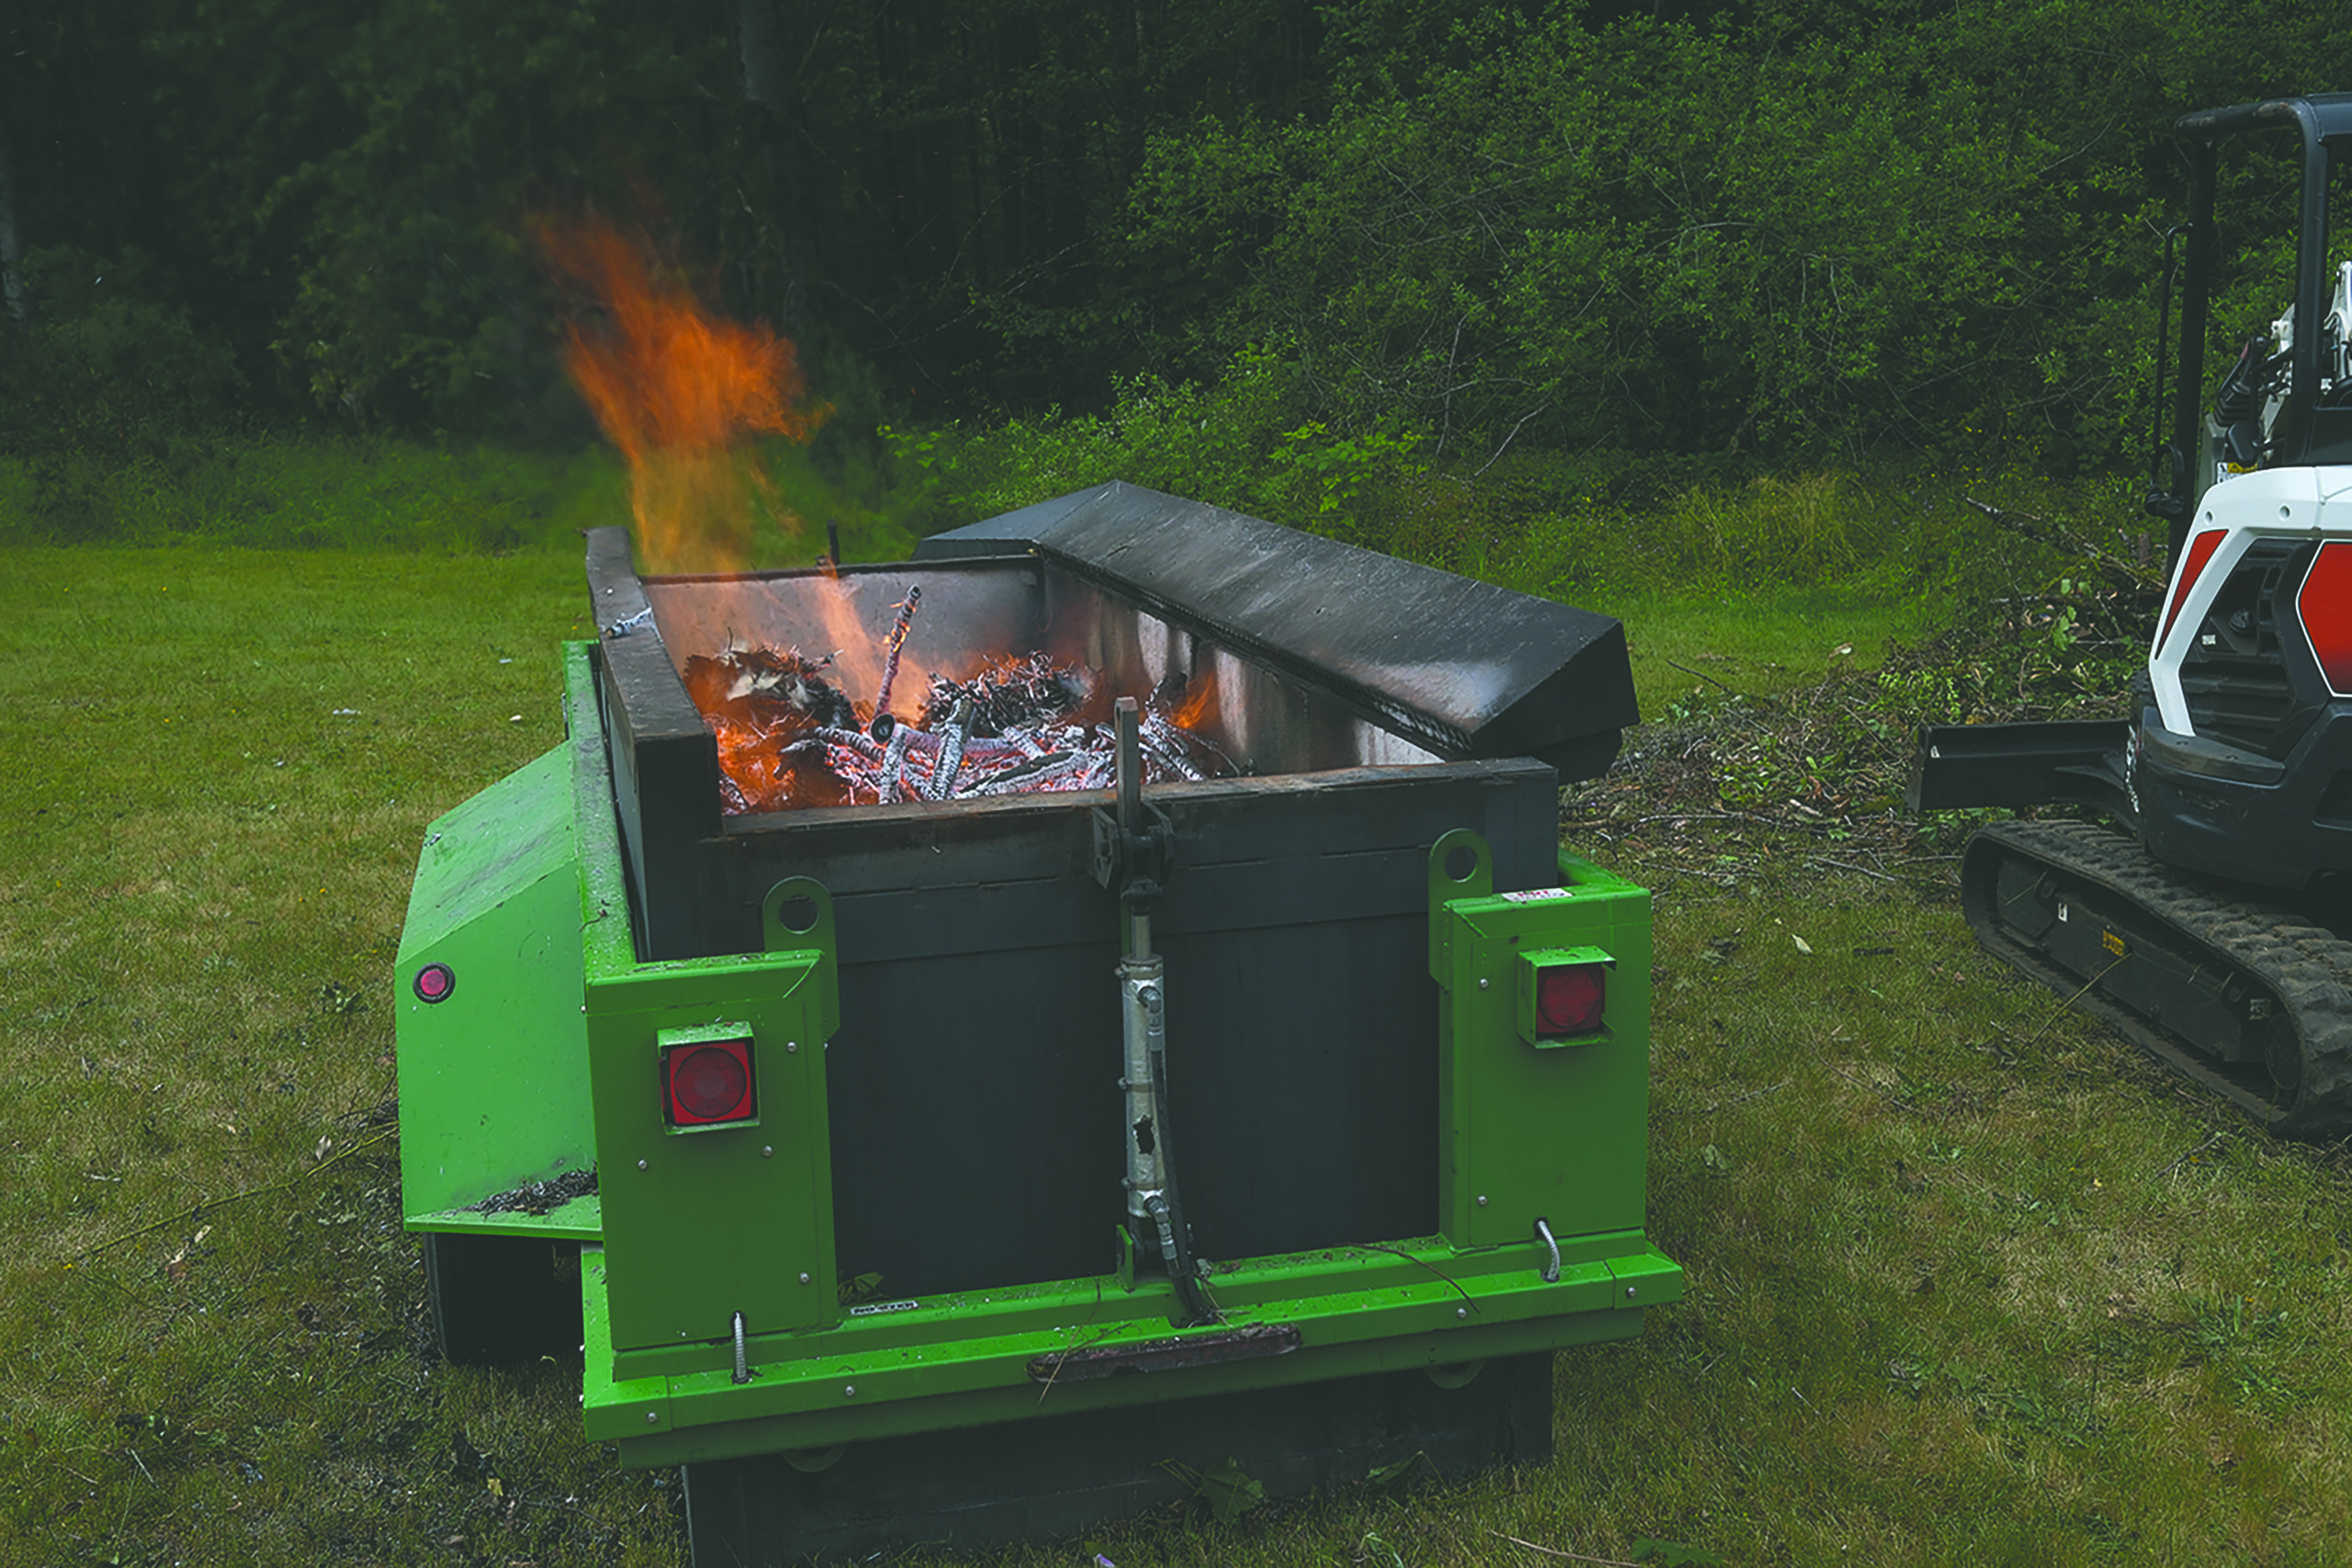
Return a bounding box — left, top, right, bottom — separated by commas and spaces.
917, 482, 1635, 778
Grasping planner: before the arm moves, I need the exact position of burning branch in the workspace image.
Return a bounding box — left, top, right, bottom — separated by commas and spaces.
873, 586, 922, 718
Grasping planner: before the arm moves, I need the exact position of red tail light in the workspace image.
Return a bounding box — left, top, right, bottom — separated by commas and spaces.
664, 1037, 756, 1127
1516, 947, 1614, 1045
2299, 541, 2352, 695
1535, 964, 1607, 1037
2159, 528, 2226, 650
413, 963, 455, 1003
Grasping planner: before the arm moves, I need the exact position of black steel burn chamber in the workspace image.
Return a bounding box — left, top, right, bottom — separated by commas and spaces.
589, 483, 1633, 1289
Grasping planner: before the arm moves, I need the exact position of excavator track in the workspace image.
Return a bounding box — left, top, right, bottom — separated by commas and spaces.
1961, 819, 2352, 1136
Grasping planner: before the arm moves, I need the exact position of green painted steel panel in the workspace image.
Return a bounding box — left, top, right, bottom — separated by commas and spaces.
561, 641, 642, 981
396, 744, 596, 1224
1436, 845, 1653, 1251
588, 945, 839, 1371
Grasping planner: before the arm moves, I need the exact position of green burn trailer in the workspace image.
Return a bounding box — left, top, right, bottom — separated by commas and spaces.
393, 484, 1682, 1564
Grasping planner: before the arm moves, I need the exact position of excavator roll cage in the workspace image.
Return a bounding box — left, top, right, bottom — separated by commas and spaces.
2154, 94, 2352, 554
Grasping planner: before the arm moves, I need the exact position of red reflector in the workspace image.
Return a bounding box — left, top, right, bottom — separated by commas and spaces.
2159, 528, 2226, 650
2300, 541, 2352, 695
665, 1038, 755, 1126
1535, 964, 1606, 1037
413, 963, 455, 1003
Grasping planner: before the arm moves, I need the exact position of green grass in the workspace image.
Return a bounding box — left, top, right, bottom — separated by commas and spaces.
1595, 583, 1945, 722
0, 546, 686, 1563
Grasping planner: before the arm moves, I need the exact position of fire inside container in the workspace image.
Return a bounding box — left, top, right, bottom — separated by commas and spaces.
681, 605, 1226, 811
401, 484, 1678, 1567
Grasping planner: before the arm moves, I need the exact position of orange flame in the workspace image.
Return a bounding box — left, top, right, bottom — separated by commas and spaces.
543, 220, 821, 575
1170, 664, 1220, 731
808, 579, 892, 718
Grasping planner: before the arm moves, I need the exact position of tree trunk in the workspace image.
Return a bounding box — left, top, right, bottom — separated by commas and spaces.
0, 122, 25, 322
740, 0, 786, 112
737, 0, 807, 340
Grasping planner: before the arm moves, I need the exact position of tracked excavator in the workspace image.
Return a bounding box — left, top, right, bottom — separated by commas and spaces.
1910, 94, 2352, 1134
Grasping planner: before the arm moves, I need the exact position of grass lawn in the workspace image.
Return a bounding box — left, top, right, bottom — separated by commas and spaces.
1594, 584, 1946, 721
5, 543, 2346, 1566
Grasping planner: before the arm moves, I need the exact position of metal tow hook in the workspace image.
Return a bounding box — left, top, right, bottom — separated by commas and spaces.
1534, 1218, 1560, 1284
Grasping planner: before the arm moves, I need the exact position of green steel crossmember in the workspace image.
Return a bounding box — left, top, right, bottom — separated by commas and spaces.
581, 1237, 1684, 1466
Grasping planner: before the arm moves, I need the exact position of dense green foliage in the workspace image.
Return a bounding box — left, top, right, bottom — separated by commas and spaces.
3, 0, 2348, 526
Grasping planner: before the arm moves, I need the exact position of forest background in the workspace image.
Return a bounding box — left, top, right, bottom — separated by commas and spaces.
4, 0, 2348, 570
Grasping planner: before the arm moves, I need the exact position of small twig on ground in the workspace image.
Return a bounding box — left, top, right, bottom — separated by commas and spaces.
70, 1124, 400, 1262
1808, 855, 1899, 884
1665, 657, 1747, 701
2155, 1131, 2228, 1178
1491, 1533, 1641, 1567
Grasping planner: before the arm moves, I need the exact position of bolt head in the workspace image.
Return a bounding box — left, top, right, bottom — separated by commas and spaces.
1476, 1195, 1488, 1207
763, 1145, 775, 1158
1477, 977, 1489, 990
799, 1271, 811, 1285
645, 1411, 659, 1425
843, 1384, 856, 1398
1456, 1306, 1468, 1319
637, 1158, 649, 1171
786, 1041, 799, 1054
1625, 1285, 1637, 1298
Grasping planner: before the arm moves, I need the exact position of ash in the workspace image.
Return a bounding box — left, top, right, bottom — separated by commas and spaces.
467, 1168, 599, 1216
685, 642, 1227, 813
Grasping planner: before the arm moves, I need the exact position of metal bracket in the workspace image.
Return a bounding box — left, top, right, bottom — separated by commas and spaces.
1091, 697, 1179, 903
1428, 828, 1494, 983
761, 877, 840, 1043
1091, 803, 1176, 901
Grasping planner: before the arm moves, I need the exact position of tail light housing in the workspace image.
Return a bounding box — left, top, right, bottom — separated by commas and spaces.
2159, 528, 2227, 651
661, 1028, 758, 1129
1516, 948, 1614, 1046
2299, 540, 2352, 695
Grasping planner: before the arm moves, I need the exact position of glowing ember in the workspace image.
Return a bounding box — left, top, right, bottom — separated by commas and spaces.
684, 640, 1227, 814
543, 219, 822, 575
